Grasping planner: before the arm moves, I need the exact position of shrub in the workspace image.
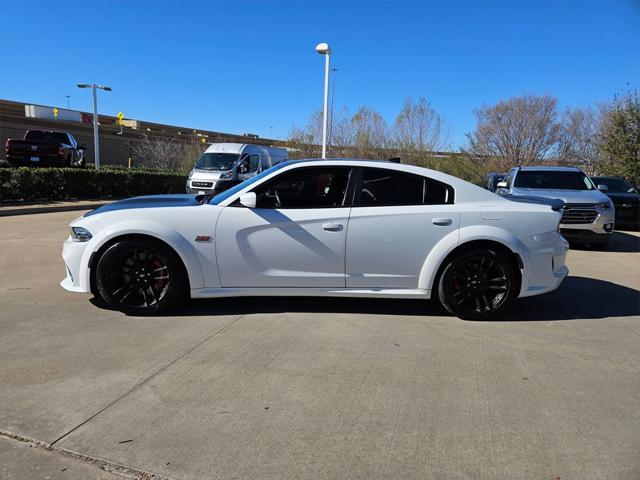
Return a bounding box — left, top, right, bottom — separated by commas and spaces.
0, 167, 187, 202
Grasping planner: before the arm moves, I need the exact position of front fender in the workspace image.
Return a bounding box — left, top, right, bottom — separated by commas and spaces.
76, 219, 204, 292
418, 225, 530, 295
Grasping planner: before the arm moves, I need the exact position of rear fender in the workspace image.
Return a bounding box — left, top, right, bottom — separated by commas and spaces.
418, 225, 530, 295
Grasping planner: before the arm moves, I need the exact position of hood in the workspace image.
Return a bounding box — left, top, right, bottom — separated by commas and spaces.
511, 188, 609, 204
604, 191, 640, 203
84, 194, 201, 217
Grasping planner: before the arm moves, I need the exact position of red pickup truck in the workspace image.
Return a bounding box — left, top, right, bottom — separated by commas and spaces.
5, 130, 86, 167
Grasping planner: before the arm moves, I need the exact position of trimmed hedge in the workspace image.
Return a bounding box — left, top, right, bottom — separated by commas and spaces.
0, 167, 188, 202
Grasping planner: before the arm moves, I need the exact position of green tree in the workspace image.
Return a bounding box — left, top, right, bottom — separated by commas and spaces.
598, 89, 640, 185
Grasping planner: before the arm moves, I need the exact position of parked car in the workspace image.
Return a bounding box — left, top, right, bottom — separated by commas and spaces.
485, 172, 505, 192
496, 166, 615, 248
186, 143, 288, 195
5, 130, 86, 167
62, 159, 568, 320
590, 176, 640, 230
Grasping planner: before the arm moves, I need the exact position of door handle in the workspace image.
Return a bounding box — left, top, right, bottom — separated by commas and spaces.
432, 218, 452, 226
322, 223, 344, 232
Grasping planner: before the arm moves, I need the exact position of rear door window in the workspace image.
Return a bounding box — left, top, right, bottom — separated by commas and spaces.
357, 168, 454, 206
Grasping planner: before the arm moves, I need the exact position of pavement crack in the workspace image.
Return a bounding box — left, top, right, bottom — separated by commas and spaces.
49, 315, 244, 447
0, 429, 176, 479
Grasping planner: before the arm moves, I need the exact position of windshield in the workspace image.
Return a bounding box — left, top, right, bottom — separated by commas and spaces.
592, 177, 637, 193
514, 170, 595, 190
209, 162, 293, 205
195, 152, 239, 171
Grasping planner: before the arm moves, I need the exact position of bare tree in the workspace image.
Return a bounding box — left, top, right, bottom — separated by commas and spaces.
394, 97, 447, 152
131, 135, 204, 170
464, 94, 562, 170
557, 106, 602, 173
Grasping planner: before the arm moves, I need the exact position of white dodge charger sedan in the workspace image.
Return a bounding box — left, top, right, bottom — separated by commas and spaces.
62, 159, 569, 320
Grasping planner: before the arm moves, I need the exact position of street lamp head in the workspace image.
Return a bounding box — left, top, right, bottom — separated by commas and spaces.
315, 42, 330, 55
100, 86, 112, 92
76, 83, 90, 88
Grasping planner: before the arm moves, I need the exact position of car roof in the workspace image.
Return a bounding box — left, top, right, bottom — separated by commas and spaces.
517, 165, 582, 172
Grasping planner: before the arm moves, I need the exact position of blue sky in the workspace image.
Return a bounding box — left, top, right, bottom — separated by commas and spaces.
1, 0, 638, 148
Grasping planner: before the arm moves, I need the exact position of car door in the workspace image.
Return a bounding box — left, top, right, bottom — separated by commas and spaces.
346, 167, 460, 289
237, 154, 260, 182
215, 166, 353, 288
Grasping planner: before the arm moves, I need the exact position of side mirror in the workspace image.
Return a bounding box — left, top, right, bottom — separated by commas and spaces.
597, 184, 609, 191
496, 181, 508, 189
239, 192, 257, 208
238, 162, 249, 174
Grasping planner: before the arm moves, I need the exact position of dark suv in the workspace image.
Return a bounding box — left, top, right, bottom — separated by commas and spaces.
591, 176, 639, 230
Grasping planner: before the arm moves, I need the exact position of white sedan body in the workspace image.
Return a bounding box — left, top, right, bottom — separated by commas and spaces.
62, 160, 569, 311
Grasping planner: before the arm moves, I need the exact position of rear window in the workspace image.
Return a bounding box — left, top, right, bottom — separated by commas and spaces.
25, 131, 69, 144
514, 171, 595, 190
359, 168, 454, 206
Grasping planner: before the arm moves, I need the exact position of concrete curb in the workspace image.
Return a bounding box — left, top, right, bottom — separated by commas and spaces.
0, 202, 109, 217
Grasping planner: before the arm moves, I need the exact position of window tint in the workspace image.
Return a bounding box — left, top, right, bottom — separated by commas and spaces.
254, 167, 351, 209
359, 168, 453, 206
248, 155, 260, 172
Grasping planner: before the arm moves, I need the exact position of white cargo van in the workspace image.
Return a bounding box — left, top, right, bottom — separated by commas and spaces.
186, 143, 288, 194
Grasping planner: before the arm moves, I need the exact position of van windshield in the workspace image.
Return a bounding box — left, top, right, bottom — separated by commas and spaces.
195, 153, 239, 171
515, 171, 595, 190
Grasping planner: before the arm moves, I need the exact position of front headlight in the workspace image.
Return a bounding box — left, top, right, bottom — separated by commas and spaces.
71, 226, 92, 242
596, 201, 613, 211
220, 170, 233, 179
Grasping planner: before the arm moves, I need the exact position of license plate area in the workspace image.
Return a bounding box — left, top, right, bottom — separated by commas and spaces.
30, 156, 40, 162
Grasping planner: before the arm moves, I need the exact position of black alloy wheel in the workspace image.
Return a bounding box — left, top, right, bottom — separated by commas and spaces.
95, 239, 186, 315
438, 248, 518, 320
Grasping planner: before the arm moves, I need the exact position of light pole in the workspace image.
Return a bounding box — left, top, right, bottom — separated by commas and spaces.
328, 67, 338, 154
315, 42, 331, 158
65, 95, 71, 109
77, 83, 112, 170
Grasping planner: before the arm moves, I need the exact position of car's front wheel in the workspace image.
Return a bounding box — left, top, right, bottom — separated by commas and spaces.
95, 238, 186, 315
438, 248, 519, 320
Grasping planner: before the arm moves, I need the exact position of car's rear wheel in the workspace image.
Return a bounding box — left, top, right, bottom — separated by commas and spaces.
438, 248, 518, 320
95, 239, 186, 315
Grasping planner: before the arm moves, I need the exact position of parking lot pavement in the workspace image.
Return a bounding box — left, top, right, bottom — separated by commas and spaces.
1, 211, 639, 480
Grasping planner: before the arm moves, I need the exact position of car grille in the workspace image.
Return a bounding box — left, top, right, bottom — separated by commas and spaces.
561, 203, 598, 224
191, 181, 213, 188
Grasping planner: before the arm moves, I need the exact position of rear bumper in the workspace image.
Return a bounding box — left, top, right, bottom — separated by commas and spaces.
6, 153, 64, 167
519, 232, 569, 298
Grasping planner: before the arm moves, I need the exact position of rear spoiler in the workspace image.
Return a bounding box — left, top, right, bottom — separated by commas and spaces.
502, 195, 565, 212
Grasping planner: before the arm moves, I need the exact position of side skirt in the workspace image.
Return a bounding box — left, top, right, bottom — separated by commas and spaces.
190, 287, 431, 300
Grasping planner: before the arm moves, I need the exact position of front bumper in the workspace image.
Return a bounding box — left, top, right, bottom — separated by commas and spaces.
559, 209, 615, 241
60, 236, 92, 293
186, 179, 239, 195
519, 231, 569, 298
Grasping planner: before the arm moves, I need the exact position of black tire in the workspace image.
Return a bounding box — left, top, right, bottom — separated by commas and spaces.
95, 238, 187, 315
438, 248, 518, 320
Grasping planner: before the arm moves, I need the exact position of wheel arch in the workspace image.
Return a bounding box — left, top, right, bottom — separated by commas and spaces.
88, 232, 199, 295
419, 226, 526, 296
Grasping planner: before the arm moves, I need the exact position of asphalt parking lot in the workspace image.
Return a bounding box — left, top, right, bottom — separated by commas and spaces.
1, 211, 639, 480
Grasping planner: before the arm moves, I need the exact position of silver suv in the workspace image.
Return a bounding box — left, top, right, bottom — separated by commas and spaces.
496, 166, 615, 248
